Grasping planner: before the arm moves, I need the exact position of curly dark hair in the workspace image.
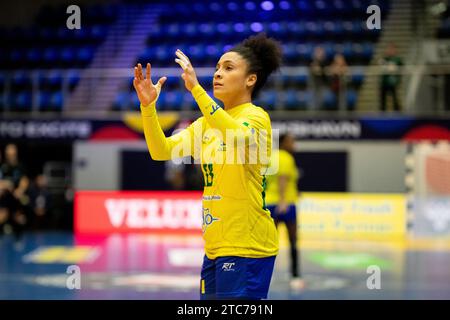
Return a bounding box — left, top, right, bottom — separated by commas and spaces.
230, 33, 282, 99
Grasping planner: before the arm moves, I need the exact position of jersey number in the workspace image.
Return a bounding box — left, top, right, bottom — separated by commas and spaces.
202, 163, 214, 187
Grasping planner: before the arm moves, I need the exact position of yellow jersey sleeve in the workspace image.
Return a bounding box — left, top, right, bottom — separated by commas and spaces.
140, 102, 203, 161
191, 84, 257, 146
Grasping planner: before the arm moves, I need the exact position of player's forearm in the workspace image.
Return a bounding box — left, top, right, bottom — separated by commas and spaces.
278, 175, 288, 202
140, 103, 172, 161
191, 84, 251, 140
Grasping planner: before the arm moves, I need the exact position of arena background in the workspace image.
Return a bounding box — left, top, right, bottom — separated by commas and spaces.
0, 0, 450, 300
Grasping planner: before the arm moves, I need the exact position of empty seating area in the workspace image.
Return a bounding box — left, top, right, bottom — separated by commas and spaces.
0, 4, 118, 112
0, 0, 391, 112
113, 0, 389, 111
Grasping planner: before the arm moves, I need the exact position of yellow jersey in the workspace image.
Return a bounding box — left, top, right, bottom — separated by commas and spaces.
140, 85, 278, 259
265, 149, 299, 206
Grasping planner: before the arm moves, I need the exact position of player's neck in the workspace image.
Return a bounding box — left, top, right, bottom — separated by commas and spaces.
223, 95, 252, 111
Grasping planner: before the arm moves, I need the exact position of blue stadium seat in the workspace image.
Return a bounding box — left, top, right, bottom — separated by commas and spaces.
14, 91, 32, 111
43, 47, 58, 65
256, 90, 277, 110
155, 45, 171, 64
72, 27, 90, 43
67, 70, 80, 89
323, 90, 337, 109
283, 43, 298, 64
294, 73, 309, 86
9, 49, 24, 66
50, 92, 63, 110
183, 23, 197, 38
268, 22, 288, 39
216, 22, 234, 40
167, 23, 181, 39
27, 48, 41, 65
37, 91, 52, 110
56, 27, 71, 43
198, 22, 215, 40
198, 75, 212, 90
183, 92, 197, 110
47, 70, 63, 87
346, 89, 357, 110
113, 92, 130, 110
156, 92, 167, 109
362, 42, 374, 61
165, 91, 184, 110
12, 71, 31, 88
165, 76, 180, 88
323, 42, 335, 60
297, 1, 313, 16
305, 21, 324, 38
342, 42, 354, 61
130, 91, 141, 109
61, 47, 75, 64
350, 68, 365, 87
90, 25, 108, 42
205, 44, 222, 61
189, 44, 207, 63
139, 47, 155, 63
77, 46, 94, 65
284, 90, 299, 109
286, 21, 306, 39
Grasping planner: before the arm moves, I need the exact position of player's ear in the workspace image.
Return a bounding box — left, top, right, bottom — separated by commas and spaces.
246, 74, 257, 88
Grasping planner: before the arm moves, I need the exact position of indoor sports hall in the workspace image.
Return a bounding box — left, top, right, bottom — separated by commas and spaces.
1, 0, 450, 300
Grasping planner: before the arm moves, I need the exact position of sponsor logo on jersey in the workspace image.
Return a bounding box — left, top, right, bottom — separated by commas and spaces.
202, 207, 219, 233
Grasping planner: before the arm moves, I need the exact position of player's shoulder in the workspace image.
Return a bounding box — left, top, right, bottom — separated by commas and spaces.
279, 149, 295, 163
240, 104, 271, 127
249, 104, 270, 119
191, 116, 205, 127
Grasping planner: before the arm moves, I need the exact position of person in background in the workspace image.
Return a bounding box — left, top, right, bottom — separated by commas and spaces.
309, 46, 328, 110
328, 53, 349, 110
0, 144, 26, 189
0, 145, 29, 240
265, 133, 304, 291
28, 174, 51, 230
379, 43, 403, 111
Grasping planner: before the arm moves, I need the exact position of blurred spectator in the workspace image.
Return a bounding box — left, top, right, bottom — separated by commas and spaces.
1, 144, 26, 188
379, 43, 403, 111
0, 144, 30, 239
328, 53, 349, 110
0, 179, 27, 239
28, 174, 51, 230
309, 46, 328, 109
0, 180, 15, 235
184, 163, 204, 190
165, 159, 187, 190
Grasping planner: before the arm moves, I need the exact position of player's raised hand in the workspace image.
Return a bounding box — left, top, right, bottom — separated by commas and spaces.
175, 49, 199, 92
133, 63, 167, 107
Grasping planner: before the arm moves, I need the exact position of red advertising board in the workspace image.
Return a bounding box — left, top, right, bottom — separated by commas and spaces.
75, 191, 203, 234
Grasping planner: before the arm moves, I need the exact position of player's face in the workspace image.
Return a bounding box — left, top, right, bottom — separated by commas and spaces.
213, 51, 255, 102
283, 135, 295, 153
